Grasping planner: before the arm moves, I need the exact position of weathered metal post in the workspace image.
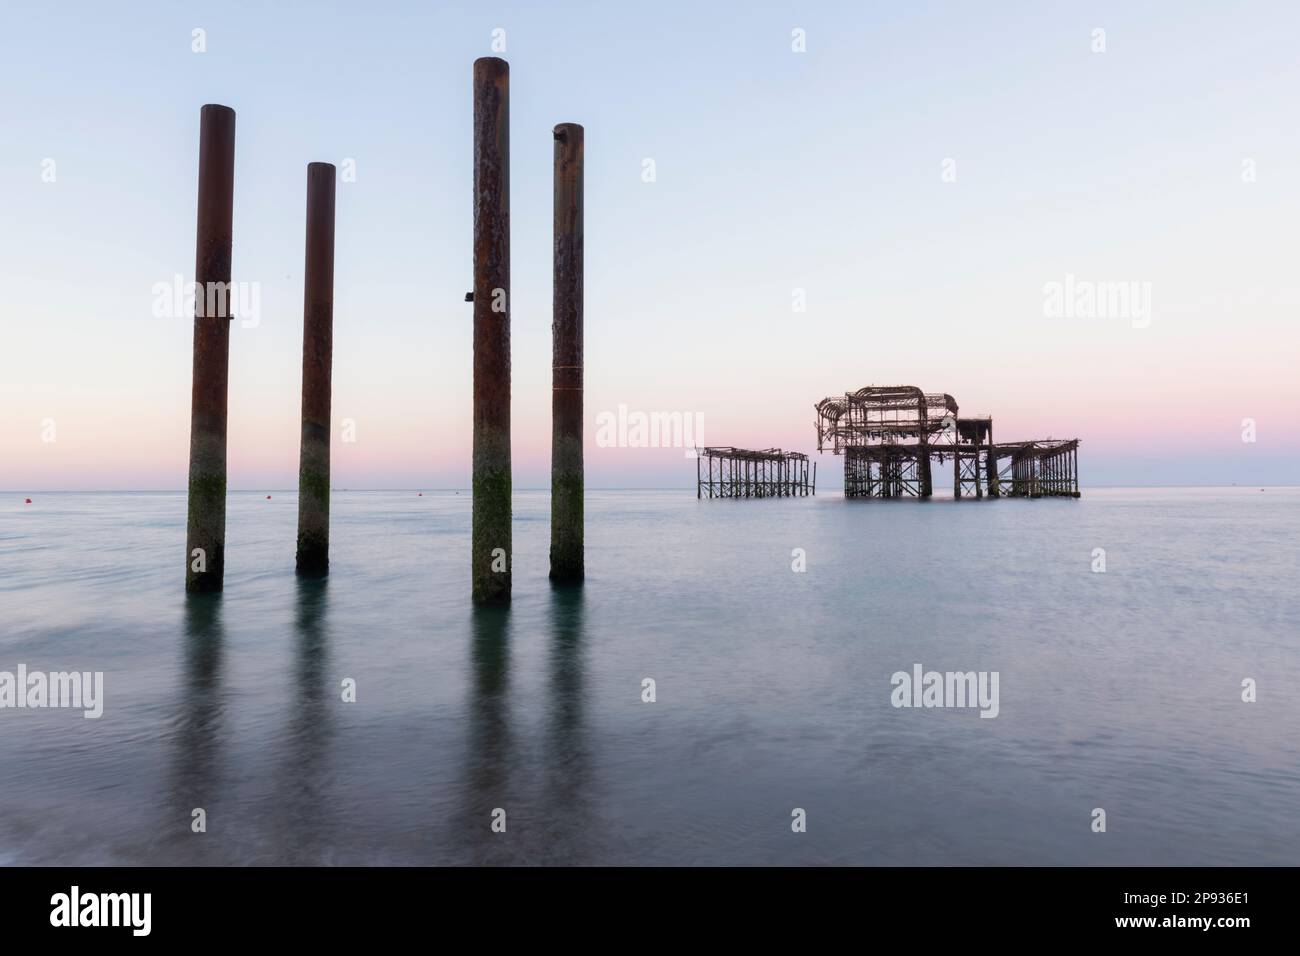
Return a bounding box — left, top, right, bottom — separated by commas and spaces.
472, 57, 512, 604
295, 163, 337, 576
918, 404, 933, 498
550, 122, 584, 583
185, 104, 236, 593
986, 420, 999, 497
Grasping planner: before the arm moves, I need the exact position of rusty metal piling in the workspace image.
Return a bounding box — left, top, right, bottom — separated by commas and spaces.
295, 163, 337, 576
185, 104, 236, 593
471, 57, 512, 604
550, 123, 584, 583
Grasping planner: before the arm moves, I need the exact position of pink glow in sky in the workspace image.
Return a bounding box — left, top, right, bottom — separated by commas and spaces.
3, 4, 1298, 491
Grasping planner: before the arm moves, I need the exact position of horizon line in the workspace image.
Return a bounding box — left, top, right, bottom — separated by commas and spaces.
4, 484, 1297, 494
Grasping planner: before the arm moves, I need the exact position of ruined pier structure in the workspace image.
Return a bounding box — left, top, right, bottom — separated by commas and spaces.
815, 385, 1079, 499
696, 447, 815, 499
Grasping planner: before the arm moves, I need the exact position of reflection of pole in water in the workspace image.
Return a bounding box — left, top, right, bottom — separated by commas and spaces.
269, 576, 334, 860
168, 595, 227, 859
464, 605, 512, 859
547, 585, 585, 746
544, 585, 591, 863
178, 596, 225, 779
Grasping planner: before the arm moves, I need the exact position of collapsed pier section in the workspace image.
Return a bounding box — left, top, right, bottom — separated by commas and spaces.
697, 447, 814, 499
992, 439, 1080, 498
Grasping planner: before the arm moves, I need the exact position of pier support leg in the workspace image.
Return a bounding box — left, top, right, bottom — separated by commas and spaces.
986, 423, 999, 497
550, 122, 584, 582
472, 57, 512, 605
295, 163, 336, 576
185, 104, 236, 593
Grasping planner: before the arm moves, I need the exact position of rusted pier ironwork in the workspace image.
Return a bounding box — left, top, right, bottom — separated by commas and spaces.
954, 416, 994, 499
814, 384, 1080, 499
815, 386, 956, 499
844, 445, 926, 498
697, 447, 813, 499
992, 440, 1080, 498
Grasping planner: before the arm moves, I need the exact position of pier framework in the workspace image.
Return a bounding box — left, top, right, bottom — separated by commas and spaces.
954, 416, 995, 499
992, 439, 1080, 498
815, 386, 954, 500
814, 385, 1080, 499
697, 447, 813, 498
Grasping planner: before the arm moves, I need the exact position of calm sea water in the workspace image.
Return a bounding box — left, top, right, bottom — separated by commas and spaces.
0, 487, 1297, 866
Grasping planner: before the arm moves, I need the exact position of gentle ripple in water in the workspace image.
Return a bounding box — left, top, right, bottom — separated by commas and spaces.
0, 488, 1296, 864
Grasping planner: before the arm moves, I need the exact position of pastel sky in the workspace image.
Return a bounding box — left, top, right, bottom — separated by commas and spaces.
2, 0, 1297, 490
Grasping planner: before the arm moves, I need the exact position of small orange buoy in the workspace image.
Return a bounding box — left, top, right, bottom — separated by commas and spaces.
25, 498, 32, 504
266, 495, 272, 500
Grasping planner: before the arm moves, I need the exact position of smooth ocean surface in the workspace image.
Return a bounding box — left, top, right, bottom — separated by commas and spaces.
0, 487, 1296, 866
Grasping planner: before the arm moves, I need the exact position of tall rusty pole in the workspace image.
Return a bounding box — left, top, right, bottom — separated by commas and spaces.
185, 104, 236, 593
295, 163, 337, 576
471, 57, 511, 604
550, 123, 584, 583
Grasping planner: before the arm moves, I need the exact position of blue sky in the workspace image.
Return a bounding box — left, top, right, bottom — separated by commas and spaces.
2, 0, 1298, 489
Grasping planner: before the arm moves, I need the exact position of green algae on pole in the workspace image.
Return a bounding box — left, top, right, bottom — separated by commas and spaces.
295, 163, 337, 576
185, 104, 236, 593
550, 123, 584, 583
471, 57, 511, 604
